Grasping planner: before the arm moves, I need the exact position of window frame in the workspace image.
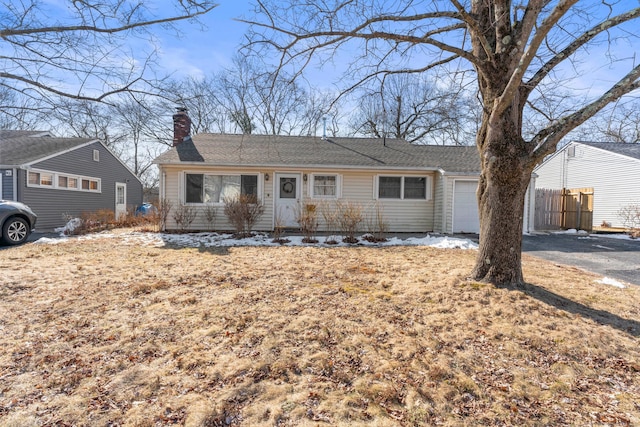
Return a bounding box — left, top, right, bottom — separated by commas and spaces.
375, 175, 431, 201
27, 168, 101, 193
183, 172, 261, 205
309, 173, 341, 199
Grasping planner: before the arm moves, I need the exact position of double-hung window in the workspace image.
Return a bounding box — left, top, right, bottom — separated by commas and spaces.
185, 173, 258, 203
311, 174, 339, 198
377, 176, 430, 200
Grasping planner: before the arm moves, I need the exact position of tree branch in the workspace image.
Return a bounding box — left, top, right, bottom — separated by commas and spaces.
526, 6, 640, 93
0, 4, 218, 37
492, 0, 575, 118
529, 63, 640, 165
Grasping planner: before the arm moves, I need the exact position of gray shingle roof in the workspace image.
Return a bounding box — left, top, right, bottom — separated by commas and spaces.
0, 130, 49, 139
0, 132, 95, 165
154, 134, 481, 173
575, 141, 640, 161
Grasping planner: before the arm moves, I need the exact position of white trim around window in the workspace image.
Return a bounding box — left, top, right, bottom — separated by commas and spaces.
375, 175, 432, 201
182, 171, 262, 205
26, 168, 101, 193
309, 173, 342, 199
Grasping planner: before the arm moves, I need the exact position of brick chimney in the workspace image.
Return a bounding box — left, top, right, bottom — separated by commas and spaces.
173, 107, 191, 146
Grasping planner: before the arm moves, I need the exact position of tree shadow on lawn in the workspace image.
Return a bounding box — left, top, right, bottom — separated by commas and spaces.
502, 282, 640, 337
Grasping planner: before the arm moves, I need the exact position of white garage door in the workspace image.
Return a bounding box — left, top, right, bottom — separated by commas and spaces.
453, 180, 480, 233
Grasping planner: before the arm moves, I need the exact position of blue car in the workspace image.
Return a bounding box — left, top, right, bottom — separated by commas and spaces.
0, 200, 38, 245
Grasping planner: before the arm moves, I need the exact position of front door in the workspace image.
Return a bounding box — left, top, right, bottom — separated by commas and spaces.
275, 173, 300, 228
115, 182, 127, 220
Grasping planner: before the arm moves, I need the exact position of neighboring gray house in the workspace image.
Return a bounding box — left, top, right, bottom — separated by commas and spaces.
155, 110, 536, 234
0, 130, 143, 231
534, 141, 640, 229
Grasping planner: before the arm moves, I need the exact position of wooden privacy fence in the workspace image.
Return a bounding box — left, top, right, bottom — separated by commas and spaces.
535, 187, 594, 231
535, 189, 563, 230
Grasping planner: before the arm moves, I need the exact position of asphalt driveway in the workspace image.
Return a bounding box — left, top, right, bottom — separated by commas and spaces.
523, 233, 640, 286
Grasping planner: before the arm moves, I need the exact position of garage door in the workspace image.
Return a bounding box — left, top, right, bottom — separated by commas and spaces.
453, 180, 480, 233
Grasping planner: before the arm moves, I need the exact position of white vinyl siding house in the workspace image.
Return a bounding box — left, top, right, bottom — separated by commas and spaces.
535, 141, 640, 229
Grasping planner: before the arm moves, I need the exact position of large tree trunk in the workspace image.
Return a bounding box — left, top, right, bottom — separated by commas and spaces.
471, 113, 533, 286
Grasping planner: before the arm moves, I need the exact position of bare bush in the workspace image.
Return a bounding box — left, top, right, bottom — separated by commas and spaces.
223, 194, 265, 238
203, 203, 217, 230
364, 202, 389, 243
295, 202, 319, 243
618, 204, 640, 238
272, 208, 289, 244
61, 208, 152, 235
157, 198, 173, 232
319, 201, 340, 244
172, 205, 197, 232
335, 201, 364, 244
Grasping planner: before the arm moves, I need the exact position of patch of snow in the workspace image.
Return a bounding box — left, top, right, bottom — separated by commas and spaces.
597, 233, 637, 241
34, 227, 478, 250
54, 218, 82, 235
552, 229, 589, 235
593, 244, 614, 251
33, 237, 68, 245
596, 277, 626, 289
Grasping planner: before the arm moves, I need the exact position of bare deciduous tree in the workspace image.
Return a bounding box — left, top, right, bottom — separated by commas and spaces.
0, 0, 217, 106
51, 99, 123, 148
170, 55, 341, 137
577, 99, 640, 144
245, 0, 640, 285
0, 84, 42, 129
349, 73, 478, 144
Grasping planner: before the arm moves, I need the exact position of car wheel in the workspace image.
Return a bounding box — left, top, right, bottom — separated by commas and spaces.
2, 217, 30, 245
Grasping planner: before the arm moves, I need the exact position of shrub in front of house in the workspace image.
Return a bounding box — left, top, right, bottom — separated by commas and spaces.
223, 194, 265, 238
61, 208, 154, 235
295, 203, 319, 243
172, 204, 198, 232
203, 203, 217, 230
363, 202, 389, 243
335, 200, 364, 244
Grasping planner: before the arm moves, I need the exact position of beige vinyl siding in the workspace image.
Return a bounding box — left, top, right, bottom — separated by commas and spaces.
307, 169, 435, 233
160, 166, 273, 232
433, 173, 445, 233
442, 176, 481, 234
161, 166, 437, 233
442, 177, 456, 234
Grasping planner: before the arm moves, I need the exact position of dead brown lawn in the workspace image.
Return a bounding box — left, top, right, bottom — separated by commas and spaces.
1, 231, 639, 426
